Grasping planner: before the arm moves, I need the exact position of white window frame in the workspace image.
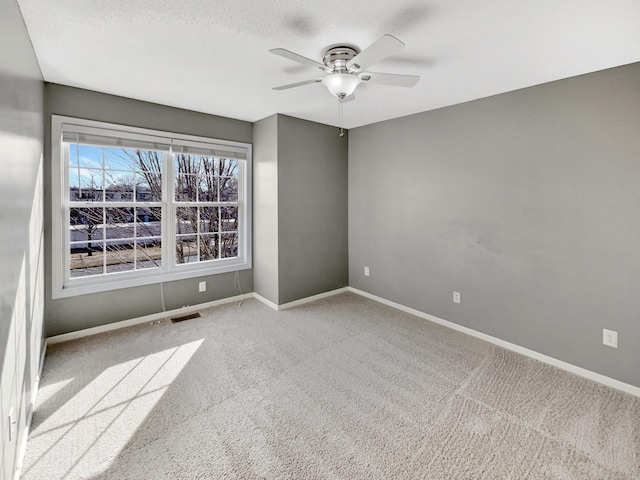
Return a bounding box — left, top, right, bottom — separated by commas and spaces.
51, 115, 252, 298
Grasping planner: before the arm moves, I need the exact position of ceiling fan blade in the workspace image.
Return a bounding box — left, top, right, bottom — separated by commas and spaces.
269, 48, 326, 70
272, 78, 323, 90
347, 34, 405, 71
340, 93, 356, 103
360, 71, 420, 87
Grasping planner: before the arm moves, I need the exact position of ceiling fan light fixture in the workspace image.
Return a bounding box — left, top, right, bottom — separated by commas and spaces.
322, 73, 361, 97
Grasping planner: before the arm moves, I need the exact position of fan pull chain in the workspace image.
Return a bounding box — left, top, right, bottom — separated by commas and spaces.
338, 96, 345, 137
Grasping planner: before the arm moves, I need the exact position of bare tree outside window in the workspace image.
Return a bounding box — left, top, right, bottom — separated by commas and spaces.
69, 146, 239, 278
69, 147, 162, 277
173, 153, 239, 264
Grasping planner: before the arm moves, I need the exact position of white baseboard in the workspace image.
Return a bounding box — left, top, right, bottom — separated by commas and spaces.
253, 293, 279, 311
15, 435, 28, 480
347, 287, 640, 398
29, 340, 47, 421
16, 338, 48, 480
47, 287, 350, 344
277, 287, 350, 310
43, 286, 639, 397
253, 287, 350, 311
46, 293, 254, 345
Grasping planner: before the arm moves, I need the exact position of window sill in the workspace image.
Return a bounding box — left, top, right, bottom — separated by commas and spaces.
53, 259, 251, 299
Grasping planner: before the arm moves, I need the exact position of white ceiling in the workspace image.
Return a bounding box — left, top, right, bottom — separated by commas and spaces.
17, 0, 640, 129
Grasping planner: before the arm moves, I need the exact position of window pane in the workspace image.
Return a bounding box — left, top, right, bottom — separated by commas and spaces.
105, 171, 135, 202
218, 158, 238, 177
176, 207, 197, 234
70, 207, 104, 243
199, 234, 219, 261
136, 207, 161, 238
198, 175, 218, 202
176, 235, 197, 264
175, 174, 198, 201
135, 151, 162, 173
67, 166, 77, 188
105, 243, 136, 274
200, 207, 219, 233
220, 207, 238, 232
175, 154, 204, 176
69, 143, 79, 167
136, 239, 162, 270
70, 243, 105, 278
200, 156, 216, 176
70, 267, 100, 278
69, 143, 103, 169
219, 177, 238, 202
105, 207, 135, 240
104, 148, 136, 171
221, 233, 238, 258
136, 172, 161, 201
70, 169, 103, 201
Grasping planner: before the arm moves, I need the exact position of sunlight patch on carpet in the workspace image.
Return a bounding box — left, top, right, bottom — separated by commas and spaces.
22, 339, 204, 479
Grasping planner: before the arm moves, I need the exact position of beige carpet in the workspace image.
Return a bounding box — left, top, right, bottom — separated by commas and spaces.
22, 293, 639, 479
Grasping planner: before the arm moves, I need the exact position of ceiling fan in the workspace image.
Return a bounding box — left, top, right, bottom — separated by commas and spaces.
270, 34, 420, 101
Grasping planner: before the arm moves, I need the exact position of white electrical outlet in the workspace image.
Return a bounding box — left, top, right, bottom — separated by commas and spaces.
602, 328, 618, 348
198, 281, 206, 293
453, 291, 461, 304
364, 266, 370, 277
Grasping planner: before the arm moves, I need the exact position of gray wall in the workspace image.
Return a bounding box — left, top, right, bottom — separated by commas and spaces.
0, 0, 45, 477
277, 115, 348, 304
44, 84, 254, 336
253, 115, 279, 304
349, 62, 640, 388
252, 114, 349, 305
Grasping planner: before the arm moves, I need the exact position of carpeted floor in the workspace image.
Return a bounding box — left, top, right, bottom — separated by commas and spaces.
22, 293, 640, 479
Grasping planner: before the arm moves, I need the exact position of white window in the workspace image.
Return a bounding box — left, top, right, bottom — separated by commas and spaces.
51, 116, 252, 298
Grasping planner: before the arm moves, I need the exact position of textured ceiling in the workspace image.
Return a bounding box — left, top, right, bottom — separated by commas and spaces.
17, 0, 640, 129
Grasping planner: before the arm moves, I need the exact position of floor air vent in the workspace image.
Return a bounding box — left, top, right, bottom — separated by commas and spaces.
170, 312, 201, 323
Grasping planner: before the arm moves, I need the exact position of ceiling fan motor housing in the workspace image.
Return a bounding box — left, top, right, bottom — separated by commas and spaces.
323, 46, 360, 72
